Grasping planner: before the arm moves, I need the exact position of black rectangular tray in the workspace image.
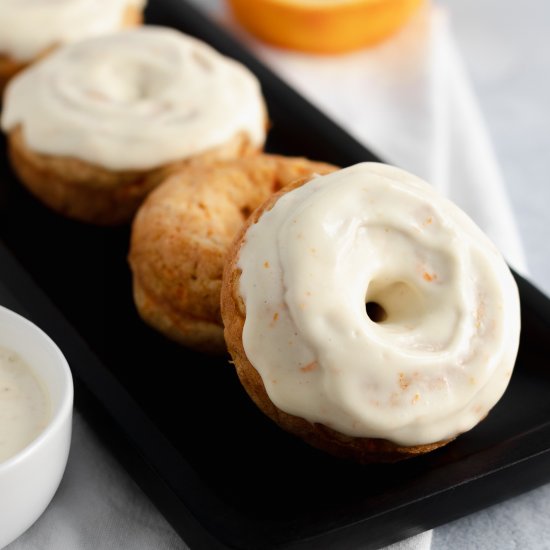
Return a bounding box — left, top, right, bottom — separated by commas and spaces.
1, 1, 550, 549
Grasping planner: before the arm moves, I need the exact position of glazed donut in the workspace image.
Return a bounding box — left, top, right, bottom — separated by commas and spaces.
0, 0, 144, 95
1, 27, 267, 224
129, 154, 336, 354
221, 163, 521, 462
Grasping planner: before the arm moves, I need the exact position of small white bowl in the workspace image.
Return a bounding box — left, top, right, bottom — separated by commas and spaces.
0, 305, 73, 549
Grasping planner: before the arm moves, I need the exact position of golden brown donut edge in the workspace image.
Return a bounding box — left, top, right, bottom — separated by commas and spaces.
129, 155, 336, 354
7, 126, 259, 225
220, 176, 452, 463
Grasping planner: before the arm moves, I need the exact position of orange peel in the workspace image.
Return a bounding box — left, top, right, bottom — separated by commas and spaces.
227, 0, 425, 54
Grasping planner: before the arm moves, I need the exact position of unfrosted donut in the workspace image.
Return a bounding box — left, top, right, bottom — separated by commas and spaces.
1, 27, 267, 224
221, 163, 521, 462
0, 0, 145, 95
129, 154, 336, 354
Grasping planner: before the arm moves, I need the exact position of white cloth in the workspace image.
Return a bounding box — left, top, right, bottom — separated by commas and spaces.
8, 3, 527, 550
213, 3, 526, 273
7, 412, 182, 550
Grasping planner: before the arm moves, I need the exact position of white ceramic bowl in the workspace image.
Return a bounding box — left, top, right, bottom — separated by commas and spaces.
0, 305, 73, 549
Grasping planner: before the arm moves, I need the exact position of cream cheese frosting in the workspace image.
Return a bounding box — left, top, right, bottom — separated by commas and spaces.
237, 163, 521, 446
0, 0, 145, 61
1, 26, 266, 171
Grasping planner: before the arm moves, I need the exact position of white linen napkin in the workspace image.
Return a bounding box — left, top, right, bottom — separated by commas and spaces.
6, 412, 182, 550
208, 2, 526, 273
8, 3, 527, 550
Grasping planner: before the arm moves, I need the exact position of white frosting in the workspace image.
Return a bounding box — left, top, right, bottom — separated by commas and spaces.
1, 27, 266, 171
0, 346, 50, 463
0, 0, 145, 61
237, 163, 521, 446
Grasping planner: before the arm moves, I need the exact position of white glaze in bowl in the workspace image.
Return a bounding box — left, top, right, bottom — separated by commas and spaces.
0, 305, 73, 549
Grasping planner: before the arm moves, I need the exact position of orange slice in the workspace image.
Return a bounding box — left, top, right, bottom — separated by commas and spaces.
227, 0, 425, 54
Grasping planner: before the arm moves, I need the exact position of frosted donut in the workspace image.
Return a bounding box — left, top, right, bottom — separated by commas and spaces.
0, 0, 145, 95
1, 27, 267, 224
221, 163, 521, 462
129, 154, 336, 354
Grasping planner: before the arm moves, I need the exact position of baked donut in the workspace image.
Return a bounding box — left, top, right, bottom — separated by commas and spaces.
1, 27, 267, 225
129, 155, 336, 354
0, 0, 144, 95
221, 163, 521, 462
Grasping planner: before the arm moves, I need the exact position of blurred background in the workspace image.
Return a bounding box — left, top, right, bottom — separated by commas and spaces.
193, 0, 550, 298
442, 0, 549, 296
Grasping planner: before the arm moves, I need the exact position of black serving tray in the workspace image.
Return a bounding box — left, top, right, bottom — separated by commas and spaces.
1, 1, 550, 549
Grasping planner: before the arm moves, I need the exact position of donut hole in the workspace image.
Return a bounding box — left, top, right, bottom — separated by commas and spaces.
365, 280, 425, 327
365, 302, 387, 323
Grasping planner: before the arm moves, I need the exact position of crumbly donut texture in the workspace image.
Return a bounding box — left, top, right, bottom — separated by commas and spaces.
129, 155, 336, 354
221, 163, 521, 463
0, 3, 142, 97
7, 126, 256, 225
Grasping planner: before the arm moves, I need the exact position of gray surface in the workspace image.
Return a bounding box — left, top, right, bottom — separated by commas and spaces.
442, 0, 550, 297
433, 483, 550, 550
434, 1, 550, 547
